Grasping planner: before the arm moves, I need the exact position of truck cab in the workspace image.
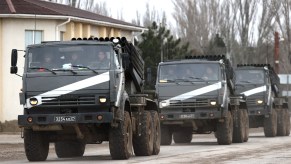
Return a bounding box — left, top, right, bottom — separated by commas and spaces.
156, 55, 249, 145
10, 37, 160, 161
235, 64, 290, 137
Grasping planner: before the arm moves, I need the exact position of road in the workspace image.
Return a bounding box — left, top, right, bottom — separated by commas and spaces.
1, 129, 291, 164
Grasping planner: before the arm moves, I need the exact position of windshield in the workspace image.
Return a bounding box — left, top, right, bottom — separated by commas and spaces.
27, 44, 112, 72
158, 63, 220, 83
235, 69, 265, 84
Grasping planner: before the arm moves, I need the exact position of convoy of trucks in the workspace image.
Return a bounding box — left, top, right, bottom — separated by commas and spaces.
9, 36, 290, 161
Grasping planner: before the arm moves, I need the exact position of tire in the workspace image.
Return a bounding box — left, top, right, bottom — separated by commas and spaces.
285, 108, 290, 136
173, 129, 192, 144
55, 141, 85, 158
133, 111, 154, 156
161, 124, 172, 145
151, 111, 161, 155
216, 111, 233, 145
277, 108, 287, 136
232, 109, 245, 143
109, 111, 133, 160
24, 129, 49, 161
264, 109, 277, 137
243, 109, 249, 142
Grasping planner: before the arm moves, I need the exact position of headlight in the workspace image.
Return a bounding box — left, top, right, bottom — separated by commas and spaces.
257, 100, 263, 104
160, 101, 167, 108
161, 102, 167, 107
99, 97, 107, 103
29, 98, 38, 106
210, 101, 217, 106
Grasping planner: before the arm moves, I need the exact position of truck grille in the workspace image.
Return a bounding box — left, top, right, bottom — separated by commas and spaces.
41, 95, 96, 106
169, 99, 209, 107
246, 99, 258, 106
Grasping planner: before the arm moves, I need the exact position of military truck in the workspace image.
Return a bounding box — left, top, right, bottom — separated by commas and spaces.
10, 37, 160, 161
156, 55, 249, 145
235, 64, 290, 137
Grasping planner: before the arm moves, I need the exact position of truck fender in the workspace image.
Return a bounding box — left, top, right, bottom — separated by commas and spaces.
145, 99, 159, 112
111, 91, 131, 122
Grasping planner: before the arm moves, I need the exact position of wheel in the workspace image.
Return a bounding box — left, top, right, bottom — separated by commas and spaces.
55, 141, 85, 158
160, 124, 172, 145
277, 108, 287, 136
24, 129, 49, 161
243, 109, 249, 142
264, 109, 277, 137
109, 111, 133, 159
285, 108, 290, 136
133, 111, 154, 156
232, 109, 245, 143
216, 111, 233, 145
173, 128, 192, 143
151, 111, 161, 155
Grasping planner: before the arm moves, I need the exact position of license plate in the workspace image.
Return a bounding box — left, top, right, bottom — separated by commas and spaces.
180, 114, 195, 119
54, 116, 76, 122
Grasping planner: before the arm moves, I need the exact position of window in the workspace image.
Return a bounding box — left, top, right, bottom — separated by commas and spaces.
25, 30, 43, 47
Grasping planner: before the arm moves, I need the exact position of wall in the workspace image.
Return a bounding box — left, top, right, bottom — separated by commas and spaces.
1, 18, 58, 121
0, 18, 3, 121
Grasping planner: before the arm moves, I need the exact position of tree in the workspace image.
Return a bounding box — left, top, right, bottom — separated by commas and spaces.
206, 34, 227, 55
275, 0, 291, 66
172, 0, 285, 66
173, 0, 228, 55
137, 22, 189, 89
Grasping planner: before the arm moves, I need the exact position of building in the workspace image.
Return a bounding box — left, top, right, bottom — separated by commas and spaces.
0, 0, 146, 121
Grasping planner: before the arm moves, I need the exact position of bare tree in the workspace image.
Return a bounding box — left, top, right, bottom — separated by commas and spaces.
172, 0, 281, 65
143, 3, 161, 27
172, 0, 222, 54
275, 0, 291, 65
252, 0, 279, 63
90, 1, 110, 16
132, 11, 141, 26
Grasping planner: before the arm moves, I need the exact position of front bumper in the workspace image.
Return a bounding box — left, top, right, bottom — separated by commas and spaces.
248, 106, 268, 116
18, 112, 113, 127
160, 109, 222, 121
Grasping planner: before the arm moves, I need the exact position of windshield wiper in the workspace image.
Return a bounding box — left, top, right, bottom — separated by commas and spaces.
30, 67, 57, 75
189, 76, 206, 82
239, 80, 252, 84
235, 84, 245, 87
173, 78, 190, 82
71, 65, 98, 74
52, 68, 77, 75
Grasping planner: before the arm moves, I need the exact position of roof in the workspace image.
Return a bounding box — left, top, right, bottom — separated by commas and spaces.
0, 0, 145, 31
28, 40, 113, 48
159, 59, 220, 65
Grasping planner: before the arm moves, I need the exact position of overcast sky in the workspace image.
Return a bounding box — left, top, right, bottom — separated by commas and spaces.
98, 0, 175, 26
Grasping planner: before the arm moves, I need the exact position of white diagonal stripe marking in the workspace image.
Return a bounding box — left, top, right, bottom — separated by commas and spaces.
160, 82, 222, 107
240, 85, 267, 96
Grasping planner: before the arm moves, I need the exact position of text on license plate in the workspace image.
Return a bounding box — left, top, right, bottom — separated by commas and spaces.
54, 116, 76, 122
180, 114, 195, 119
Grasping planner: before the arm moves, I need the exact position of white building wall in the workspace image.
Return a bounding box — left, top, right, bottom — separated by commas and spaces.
1, 18, 58, 121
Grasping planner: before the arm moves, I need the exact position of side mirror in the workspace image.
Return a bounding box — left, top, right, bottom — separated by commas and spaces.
10, 49, 18, 74
121, 53, 130, 70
